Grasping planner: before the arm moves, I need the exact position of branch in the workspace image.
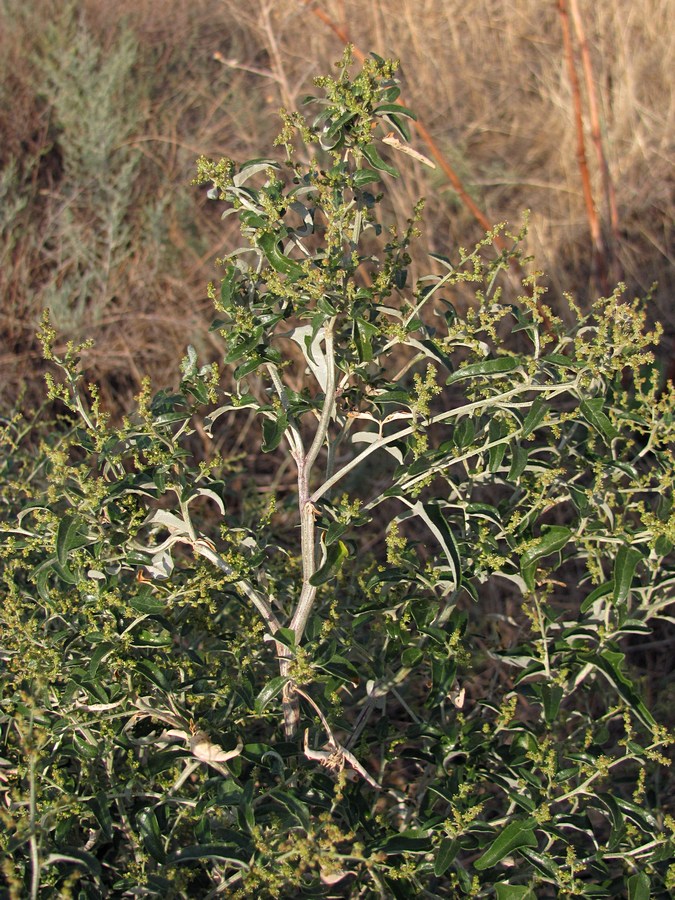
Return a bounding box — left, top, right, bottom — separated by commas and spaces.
289, 320, 337, 644
310, 376, 581, 504
193, 538, 282, 634
304, 320, 337, 476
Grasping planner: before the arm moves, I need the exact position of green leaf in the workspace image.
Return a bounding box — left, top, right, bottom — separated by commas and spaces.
568, 484, 590, 514
372, 388, 410, 405
219, 266, 238, 307
613, 544, 643, 604
224, 325, 263, 363
43, 849, 102, 878
540, 352, 577, 369
273, 627, 296, 649
597, 793, 627, 851
465, 503, 503, 530
615, 797, 658, 831
353, 168, 381, 187
375, 104, 417, 141
411, 502, 462, 588
433, 837, 459, 876
355, 316, 379, 362
137, 808, 166, 862
52, 559, 78, 585
239, 210, 267, 230
145, 750, 183, 778
243, 744, 273, 767
520, 527, 572, 591
309, 539, 348, 586
378, 829, 432, 854
379, 83, 401, 103
183, 375, 209, 405
136, 659, 171, 691
654, 534, 673, 556
419, 338, 455, 374
89, 792, 113, 841
401, 646, 423, 668
519, 847, 559, 879
56, 514, 87, 566
446, 356, 521, 385
509, 304, 536, 336
521, 398, 547, 438
130, 586, 166, 614
234, 354, 264, 380
453, 416, 475, 449
73, 730, 100, 759
168, 843, 248, 865
580, 580, 613, 613
579, 649, 655, 728
579, 398, 619, 442
374, 102, 417, 120
487, 442, 506, 472
507, 443, 529, 482
262, 413, 288, 452
35, 564, 52, 603
315, 652, 360, 684
540, 684, 564, 724
495, 886, 536, 900
626, 872, 650, 900
88, 641, 115, 677
258, 232, 305, 280
233, 158, 280, 186
362, 141, 399, 178
325, 110, 358, 139
474, 818, 538, 871
269, 787, 311, 830
317, 294, 338, 315
325, 521, 349, 545
381, 111, 413, 141
254, 676, 289, 714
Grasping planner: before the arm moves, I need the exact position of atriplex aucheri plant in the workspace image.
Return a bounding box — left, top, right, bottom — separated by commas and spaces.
1, 50, 674, 898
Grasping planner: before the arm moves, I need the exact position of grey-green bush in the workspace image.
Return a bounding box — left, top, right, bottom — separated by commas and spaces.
1, 52, 673, 899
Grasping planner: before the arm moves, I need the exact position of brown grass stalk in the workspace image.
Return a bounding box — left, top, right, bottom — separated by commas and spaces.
558, 0, 607, 290
568, 0, 620, 270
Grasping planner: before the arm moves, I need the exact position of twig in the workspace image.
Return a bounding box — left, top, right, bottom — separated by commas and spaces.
258, 1, 295, 111
294, 686, 380, 789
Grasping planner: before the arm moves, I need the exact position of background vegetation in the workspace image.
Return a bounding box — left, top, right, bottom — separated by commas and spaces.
1, 0, 673, 409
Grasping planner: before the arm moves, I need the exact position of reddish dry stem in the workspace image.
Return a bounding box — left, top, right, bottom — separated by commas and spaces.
558, 0, 607, 290
568, 0, 620, 251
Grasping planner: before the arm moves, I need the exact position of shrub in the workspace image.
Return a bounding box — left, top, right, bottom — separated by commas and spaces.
1, 51, 674, 898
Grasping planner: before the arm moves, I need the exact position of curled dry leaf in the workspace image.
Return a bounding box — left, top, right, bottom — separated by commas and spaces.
382, 133, 436, 168
303, 729, 380, 790
190, 731, 243, 765
320, 868, 356, 885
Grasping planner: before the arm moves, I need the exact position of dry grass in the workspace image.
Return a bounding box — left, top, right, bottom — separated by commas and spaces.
1, 0, 673, 411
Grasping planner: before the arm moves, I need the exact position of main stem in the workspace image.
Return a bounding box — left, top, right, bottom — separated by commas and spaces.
28, 718, 40, 900
281, 319, 337, 738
